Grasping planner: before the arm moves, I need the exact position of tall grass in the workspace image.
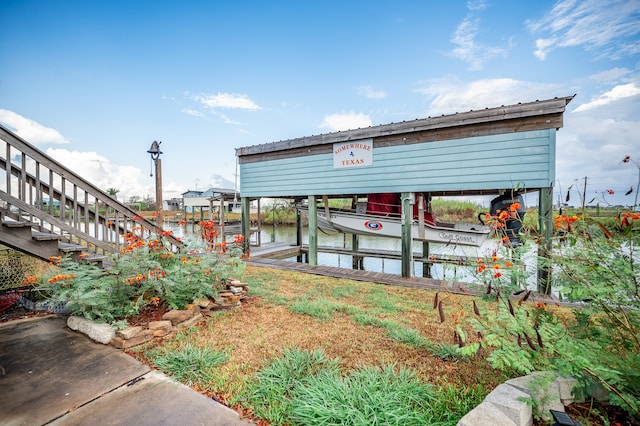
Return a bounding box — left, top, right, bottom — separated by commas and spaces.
149, 343, 229, 386
246, 349, 483, 426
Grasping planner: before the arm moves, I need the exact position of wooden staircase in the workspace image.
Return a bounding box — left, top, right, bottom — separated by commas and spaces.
0, 123, 183, 265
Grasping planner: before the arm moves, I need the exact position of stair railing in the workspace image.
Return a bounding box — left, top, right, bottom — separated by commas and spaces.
0, 123, 183, 256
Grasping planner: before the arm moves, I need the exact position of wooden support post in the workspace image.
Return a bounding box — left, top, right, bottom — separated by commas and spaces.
218, 197, 225, 242
256, 198, 261, 247
537, 186, 553, 294
401, 192, 412, 278
423, 241, 431, 277
307, 195, 318, 266
352, 234, 363, 270
296, 205, 303, 262
241, 197, 251, 257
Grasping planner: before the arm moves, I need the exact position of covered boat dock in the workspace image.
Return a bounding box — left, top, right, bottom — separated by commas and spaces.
236, 96, 574, 293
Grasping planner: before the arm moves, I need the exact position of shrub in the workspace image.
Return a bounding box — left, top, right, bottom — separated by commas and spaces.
41, 225, 245, 323
456, 158, 640, 418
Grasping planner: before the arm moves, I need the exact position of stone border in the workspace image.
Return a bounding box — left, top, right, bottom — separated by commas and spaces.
67, 279, 251, 349
457, 372, 584, 426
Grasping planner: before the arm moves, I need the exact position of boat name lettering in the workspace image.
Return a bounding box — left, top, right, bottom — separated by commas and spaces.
437, 232, 475, 243
364, 221, 383, 231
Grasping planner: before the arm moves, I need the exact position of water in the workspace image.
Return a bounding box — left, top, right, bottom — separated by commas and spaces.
171, 222, 540, 287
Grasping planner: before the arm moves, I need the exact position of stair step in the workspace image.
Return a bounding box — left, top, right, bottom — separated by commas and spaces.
83, 254, 108, 262
2, 220, 28, 228
32, 232, 62, 241
58, 242, 87, 252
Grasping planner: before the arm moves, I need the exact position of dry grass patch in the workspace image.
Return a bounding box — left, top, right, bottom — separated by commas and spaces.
132, 265, 516, 423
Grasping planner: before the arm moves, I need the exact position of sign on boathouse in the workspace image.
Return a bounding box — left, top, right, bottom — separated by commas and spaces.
333, 139, 373, 168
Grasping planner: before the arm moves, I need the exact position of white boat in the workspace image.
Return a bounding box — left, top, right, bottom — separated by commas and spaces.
299, 207, 491, 247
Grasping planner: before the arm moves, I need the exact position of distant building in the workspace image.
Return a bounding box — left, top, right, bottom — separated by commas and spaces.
165, 198, 182, 211
181, 188, 241, 215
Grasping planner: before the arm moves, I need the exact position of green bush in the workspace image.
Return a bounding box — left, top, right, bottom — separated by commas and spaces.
41, 230, 245, 323
459, 172, 640, 418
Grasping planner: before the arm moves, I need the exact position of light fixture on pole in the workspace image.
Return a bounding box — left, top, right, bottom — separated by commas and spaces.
147, 141, 163, 224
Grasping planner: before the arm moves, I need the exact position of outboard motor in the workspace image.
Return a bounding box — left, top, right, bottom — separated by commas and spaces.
479, 193, 526, 245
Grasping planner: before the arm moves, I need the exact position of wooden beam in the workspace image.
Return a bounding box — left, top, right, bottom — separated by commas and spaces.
241, 197, 251, 256
537, 185, 554, 294
401, 192, 412, 278
307, 195, 318, 266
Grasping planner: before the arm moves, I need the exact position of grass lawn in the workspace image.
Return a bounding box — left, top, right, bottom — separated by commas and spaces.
130, 265, 520, 425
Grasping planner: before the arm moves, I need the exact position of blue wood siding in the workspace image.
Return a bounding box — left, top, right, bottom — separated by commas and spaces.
239, 129, 556, 197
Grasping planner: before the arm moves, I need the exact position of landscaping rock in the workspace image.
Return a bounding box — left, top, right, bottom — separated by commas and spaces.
555, 376, 579, 405
193, 298, 210, 308
111, 330, 155, 349
457, 401, 518, 426
176, 313, 203, 330
184, 303, 201, 313
505, 372, 564, 422
67, 316, 115, 345
148, 320, 173, 337
162, 310, 193, 325
117, 326, 144, 340
484, 384, 532, 426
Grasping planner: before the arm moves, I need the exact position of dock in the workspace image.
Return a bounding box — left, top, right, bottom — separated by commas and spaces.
246, 242, 476, 294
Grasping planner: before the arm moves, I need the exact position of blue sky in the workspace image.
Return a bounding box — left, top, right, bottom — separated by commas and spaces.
1, 0, 639, 207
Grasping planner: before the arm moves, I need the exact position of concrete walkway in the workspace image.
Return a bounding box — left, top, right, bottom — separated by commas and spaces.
0, 316, 253, 426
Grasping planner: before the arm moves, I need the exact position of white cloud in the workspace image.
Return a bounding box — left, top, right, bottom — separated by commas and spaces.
555, 90, 640, 206
196, 92, 262, 110
416, 77, 562, 115
181, 107, 204, 117
447, 4, 509, 70
46, 148, 153, 201
356, 85, 387, 99
466, 0, 487, 12
528, 0, 640, 61
574, 82, 640, 112
319, 112, 372, 132
589, 67, 631, 83
0, 109, 68, 144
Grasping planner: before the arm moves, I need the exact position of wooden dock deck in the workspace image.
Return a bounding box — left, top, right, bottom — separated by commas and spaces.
246, 242, 563, 304
246, 242, 474, 294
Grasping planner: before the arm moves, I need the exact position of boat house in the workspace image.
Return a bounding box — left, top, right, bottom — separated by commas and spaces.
235, 96, 574, 292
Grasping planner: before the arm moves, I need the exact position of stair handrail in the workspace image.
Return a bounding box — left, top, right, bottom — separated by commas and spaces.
0, 123, 183, 255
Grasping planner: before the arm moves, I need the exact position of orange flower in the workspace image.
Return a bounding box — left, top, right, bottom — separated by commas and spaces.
48, 274, 76, 284
509, 202, 521, 212
505, 261, 513, 267
23, 276, 38, 284
493, 272, 502, 278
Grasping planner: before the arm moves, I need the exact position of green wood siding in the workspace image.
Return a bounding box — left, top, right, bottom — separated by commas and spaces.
239, 129, 555, 197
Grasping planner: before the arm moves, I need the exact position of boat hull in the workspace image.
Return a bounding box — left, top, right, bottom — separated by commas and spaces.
300, 208, 491, 247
